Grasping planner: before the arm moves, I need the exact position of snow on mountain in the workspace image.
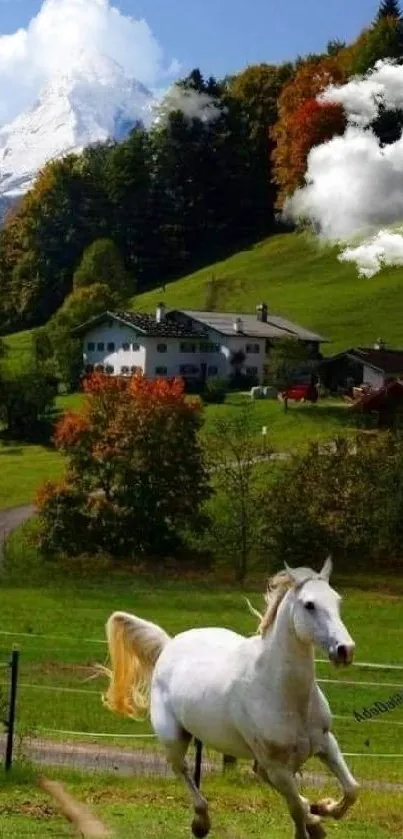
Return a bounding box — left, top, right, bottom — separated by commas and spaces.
0, 50, 156, 200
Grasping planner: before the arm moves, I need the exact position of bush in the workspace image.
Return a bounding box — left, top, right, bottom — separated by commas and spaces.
35, 374, 210, 559
228, 371, 259, 391
203, 378, 227, 403
0, 362, 58, 439
262, 432, 403, 571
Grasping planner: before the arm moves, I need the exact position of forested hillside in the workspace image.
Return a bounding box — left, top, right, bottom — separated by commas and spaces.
1, 0, 403, 336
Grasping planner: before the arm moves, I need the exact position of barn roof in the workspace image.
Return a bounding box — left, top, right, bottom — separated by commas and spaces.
321, 347, 403, 375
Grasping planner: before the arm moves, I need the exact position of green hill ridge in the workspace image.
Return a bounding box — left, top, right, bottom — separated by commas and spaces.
134, 232, 403, 353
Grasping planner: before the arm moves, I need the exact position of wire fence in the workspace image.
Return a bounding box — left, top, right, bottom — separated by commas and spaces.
2, 628, 403, 784
1, 631, 403, 839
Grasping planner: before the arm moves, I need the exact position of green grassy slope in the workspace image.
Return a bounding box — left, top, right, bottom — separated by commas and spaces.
134, 232, 403, 353
3, 327, 36, 369
4, 231, 403, 360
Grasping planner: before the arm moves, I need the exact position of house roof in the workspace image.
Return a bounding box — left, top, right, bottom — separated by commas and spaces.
353, 347, 403, 375
72, 310, 207, 339
72, 308, 328, 344
322, 347, 403, 375
177, 310, 328, 342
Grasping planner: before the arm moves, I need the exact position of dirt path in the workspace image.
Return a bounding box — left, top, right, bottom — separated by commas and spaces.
2, 735, 402, 794
0, 505, 34, 557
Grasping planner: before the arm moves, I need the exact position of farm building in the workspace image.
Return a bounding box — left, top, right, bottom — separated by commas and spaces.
319, 343, 403, 393
73, 303, 328, 385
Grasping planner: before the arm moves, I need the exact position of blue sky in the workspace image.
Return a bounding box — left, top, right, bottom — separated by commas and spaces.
0, 0, 383, 79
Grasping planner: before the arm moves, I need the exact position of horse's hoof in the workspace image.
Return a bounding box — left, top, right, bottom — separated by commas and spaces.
191, 810, 211, 838
310, 799, 335, 817
307, 823, 327, 839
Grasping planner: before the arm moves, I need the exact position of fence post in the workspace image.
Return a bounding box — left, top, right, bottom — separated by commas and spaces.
5, 649, 19, 771
194, 739, 203, 789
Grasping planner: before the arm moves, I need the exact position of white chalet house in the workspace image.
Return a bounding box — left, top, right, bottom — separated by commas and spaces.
73, 303, 328, 384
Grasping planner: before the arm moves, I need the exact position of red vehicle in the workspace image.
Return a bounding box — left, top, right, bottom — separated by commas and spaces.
279, 383, 318, 403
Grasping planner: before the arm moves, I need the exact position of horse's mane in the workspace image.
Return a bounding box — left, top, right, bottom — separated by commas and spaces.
246, 566, 326, 637
246, 570, 294, 637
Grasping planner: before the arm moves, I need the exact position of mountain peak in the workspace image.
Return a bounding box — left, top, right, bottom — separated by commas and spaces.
0, 50, 155, 200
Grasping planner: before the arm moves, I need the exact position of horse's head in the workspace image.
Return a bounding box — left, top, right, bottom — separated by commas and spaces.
286, 557, 355, 667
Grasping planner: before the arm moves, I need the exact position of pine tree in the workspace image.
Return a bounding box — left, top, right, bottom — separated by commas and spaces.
376, 0, 402, 21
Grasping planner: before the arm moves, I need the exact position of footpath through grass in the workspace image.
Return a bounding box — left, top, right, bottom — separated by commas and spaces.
1, 767, 403, 838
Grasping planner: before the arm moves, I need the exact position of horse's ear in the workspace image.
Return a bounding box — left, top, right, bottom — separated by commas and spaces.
320, 556, 333, 581
284, 563, 311, 586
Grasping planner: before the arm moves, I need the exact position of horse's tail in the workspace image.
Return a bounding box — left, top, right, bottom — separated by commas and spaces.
102, 611, 170, 719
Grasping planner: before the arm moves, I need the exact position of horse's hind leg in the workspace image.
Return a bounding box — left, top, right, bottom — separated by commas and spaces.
151, 695, 211, 837
167, 740, 211, 839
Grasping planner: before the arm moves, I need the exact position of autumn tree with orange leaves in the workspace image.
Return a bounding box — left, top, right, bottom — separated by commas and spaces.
271, 55, 349, 206
36, 374, 210, 558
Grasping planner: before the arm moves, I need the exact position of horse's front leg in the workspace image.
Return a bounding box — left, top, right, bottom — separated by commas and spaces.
256, 760, 326, 839
311, 732, 360, 820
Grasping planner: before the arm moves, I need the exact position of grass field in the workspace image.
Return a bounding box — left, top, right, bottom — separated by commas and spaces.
2, 767, 403, 838
0, 394, 83, 509
1, 767, 403, 838
0, 392, 357, 510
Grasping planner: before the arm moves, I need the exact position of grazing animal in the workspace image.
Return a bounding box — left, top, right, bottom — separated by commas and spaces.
102, 558, 359, 839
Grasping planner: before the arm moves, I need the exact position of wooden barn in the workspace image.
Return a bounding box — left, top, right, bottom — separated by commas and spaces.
319, 343, 403, 393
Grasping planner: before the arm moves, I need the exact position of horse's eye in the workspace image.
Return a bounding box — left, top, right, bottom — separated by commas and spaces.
305, 601, 315, 611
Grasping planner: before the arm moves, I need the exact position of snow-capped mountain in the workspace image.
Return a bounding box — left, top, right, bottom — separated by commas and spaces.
0, 50, 156, 200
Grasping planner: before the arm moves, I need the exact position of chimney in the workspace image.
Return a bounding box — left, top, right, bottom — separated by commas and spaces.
156, 302, 166, 324
233, 317, 243, 334
256, 302, 268, 323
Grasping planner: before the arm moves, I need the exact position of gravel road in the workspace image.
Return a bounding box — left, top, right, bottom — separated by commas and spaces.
0, 505, 34, 558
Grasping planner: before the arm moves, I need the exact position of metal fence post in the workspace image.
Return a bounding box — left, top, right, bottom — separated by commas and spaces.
5, 649, 19, 771
194, 739, 203, 789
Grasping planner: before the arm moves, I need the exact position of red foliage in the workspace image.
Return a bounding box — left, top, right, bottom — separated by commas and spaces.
284, 98, 347, 197
36, 372, 209, 557
53, 410, 91, 450
271, 55, 349, 205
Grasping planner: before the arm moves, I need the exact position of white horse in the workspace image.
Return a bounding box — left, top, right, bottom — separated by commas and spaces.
102, 559, 359, 839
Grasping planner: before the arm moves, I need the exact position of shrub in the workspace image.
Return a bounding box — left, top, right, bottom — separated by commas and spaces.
203, 378, 227, 404
35, 374, 210, 559
262, 432, 403, 570
228, 371, 259, 391
0, 362, 57, 439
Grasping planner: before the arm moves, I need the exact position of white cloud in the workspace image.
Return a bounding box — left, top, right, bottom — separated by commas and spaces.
339, 229, 403, 277
153, 86, 223, 126
284, 59, 403, 277
0, 0, 180, 124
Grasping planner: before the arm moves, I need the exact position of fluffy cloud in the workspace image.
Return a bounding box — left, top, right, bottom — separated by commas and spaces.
0, 0, 180, 124
154, 86, 223, 126
284, 60, 403, 277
